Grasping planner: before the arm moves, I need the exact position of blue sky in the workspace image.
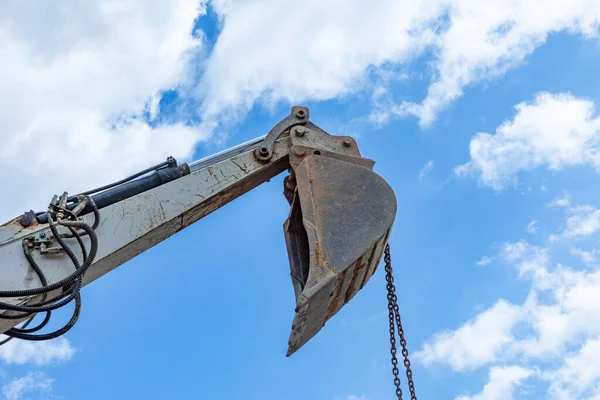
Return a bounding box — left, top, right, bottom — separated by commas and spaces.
1, 1, 600, 399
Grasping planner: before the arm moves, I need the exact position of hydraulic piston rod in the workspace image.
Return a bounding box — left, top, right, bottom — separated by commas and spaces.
0, 106, 397, 358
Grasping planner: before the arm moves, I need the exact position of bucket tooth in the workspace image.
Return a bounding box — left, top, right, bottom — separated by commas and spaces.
284, 154, 397, 356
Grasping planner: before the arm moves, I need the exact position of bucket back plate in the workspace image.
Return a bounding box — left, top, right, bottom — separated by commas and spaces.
284, 154, 397, 356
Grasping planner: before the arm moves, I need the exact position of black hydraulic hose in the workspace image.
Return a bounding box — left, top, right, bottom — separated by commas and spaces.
0, 219, 87, 316
0, 241, 52, 344
0, 242, 53, 320
66, 227, 87, 261
0, 278, 81, 313
62, 196, 100, 236
6, 227, 86, 332
22, 284, 76, 308
1, 197, 98, 344
0, 309, 36, 320
6, 228, 87, 340
10, 311, 51, 334
34, 219, 92, 306
3, 294, 81, 341
23, 229, 89, 308
22, 240, 49, 302
0, 278, 83, 312
0, 217, 97, 298
0, 317, 33, 345
87, 196, 100, 230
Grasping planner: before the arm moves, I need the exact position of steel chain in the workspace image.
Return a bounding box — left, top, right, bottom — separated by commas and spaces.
384, 244, 417, 400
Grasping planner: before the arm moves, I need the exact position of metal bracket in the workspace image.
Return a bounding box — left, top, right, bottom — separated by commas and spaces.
33, 230, 64, 255
34, 230, 52, 246
254, 106, 309, 163
288, 124, 362, 167
281, 123, 371, 202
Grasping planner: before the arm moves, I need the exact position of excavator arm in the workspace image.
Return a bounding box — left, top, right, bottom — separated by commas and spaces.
0, 107, 397, 356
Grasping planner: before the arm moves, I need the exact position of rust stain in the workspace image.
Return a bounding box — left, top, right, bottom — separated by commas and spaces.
325, 266, 347, 320
1, 217, 23, 229
231, 159, 250, 174
0, 216, 41, 246
359, 241, 379, 290
344, 256, 365, 305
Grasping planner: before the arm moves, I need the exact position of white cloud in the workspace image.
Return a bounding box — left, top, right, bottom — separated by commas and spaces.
417, 203, 600, 398
572, 248, 598, 266
421, 259, 600, 395
546, 337, 600, 399
502, 240, 551, 284
456, 366, 534, 400
551, 205, 600, 241
0, 338, 75, 366
2, 372, 53, 400
476, 256, 492, 266
419, 160, 434, 180
399, 2, 600, 127
562, 206, 600, 239
0, 1, 209, 221
1, 1, 599, 220
200, 0, 600, 129
548, 193, 571, 208
455, 93, 600, 190
415, 299, 523, 371
527, 220, 539, 234
198, 0, 442, 124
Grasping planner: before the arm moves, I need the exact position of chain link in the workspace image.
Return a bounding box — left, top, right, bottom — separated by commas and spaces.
384, 244, 417, 400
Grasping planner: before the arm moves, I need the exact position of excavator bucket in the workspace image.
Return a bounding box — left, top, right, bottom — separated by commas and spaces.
284, 154, 397, 356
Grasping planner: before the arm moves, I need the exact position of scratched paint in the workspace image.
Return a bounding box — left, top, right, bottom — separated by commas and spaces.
0, 141, 290, 334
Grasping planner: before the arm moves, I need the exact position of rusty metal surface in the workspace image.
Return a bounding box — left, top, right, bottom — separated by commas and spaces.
284, 153, 397, 356
290, 122, 360, 158
254, 106, 308, 163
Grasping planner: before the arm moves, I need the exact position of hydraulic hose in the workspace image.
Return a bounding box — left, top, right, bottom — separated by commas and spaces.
0, 217, 97, 298
1, 216, 90, 340
3, 294, 81, 341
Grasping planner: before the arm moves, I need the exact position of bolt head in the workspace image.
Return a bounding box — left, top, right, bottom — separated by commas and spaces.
343, 137, 353, 147
39, 232, 46, 238
285, 177, 296, 191
20, 213, 34, 228
293, 147, 306, 157
295, 127, 306, 137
